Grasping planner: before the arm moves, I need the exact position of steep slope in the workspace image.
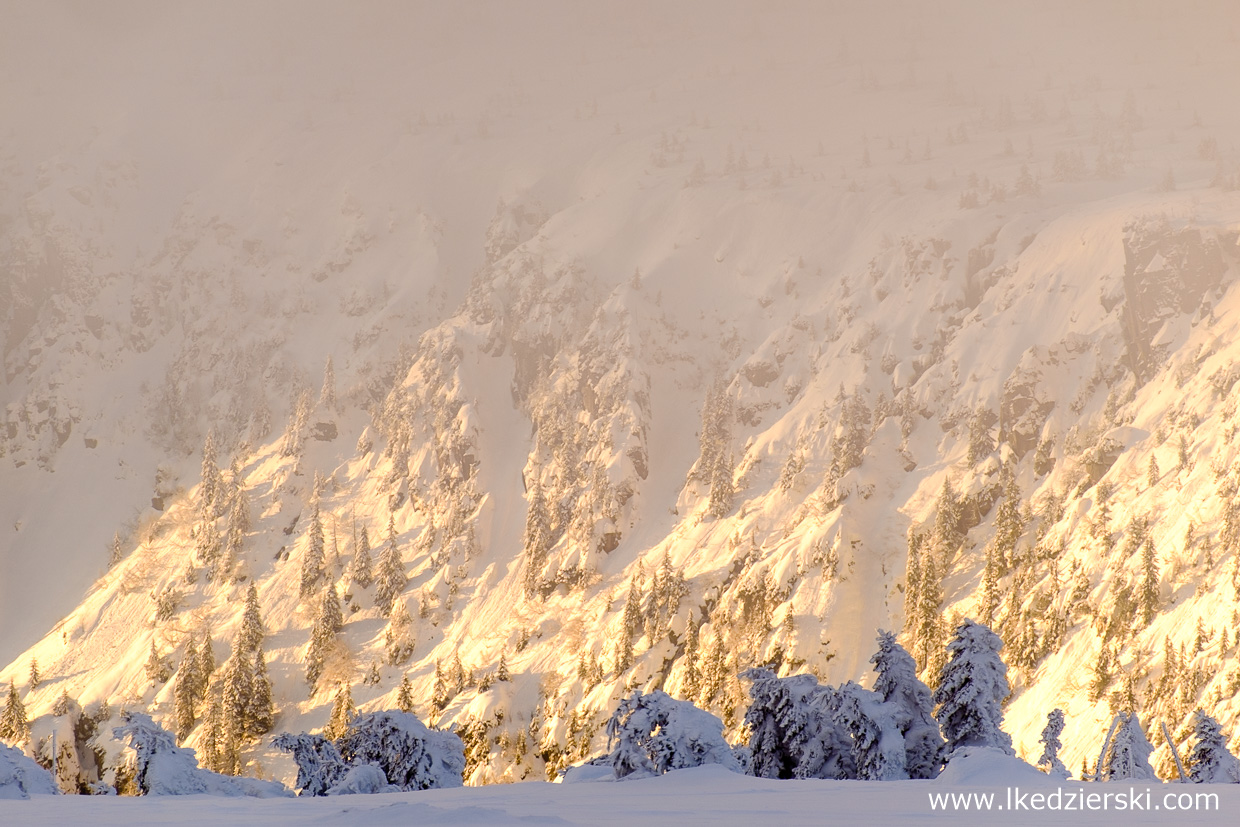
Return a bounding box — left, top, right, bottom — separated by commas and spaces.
4, 0, 1240, 788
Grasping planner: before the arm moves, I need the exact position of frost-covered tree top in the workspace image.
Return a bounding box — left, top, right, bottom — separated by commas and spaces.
606, 690, 741, 780
932, 619, 1013, 756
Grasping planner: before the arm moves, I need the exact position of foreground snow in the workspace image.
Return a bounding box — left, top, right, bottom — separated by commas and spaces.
3, 765, 1239, 826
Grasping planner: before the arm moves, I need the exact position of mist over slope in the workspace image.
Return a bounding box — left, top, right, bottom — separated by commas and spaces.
3, 0, 1240, 786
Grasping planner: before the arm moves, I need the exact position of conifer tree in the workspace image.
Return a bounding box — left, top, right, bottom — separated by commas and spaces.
522, 482, 552, 598
28, 658, 39, 691
325, 684, 355, 740
833, 681, 908, 780
384, 599, 416, 665
109, 531, 124, 568
431, 660, 449, 714
200, 428, 222, 518
348, 522, 373, 589
993, 465, 1024, 569
197, 633, 216, 697
932, 619, 1014, 755
237, 583, 265, 658
1098, 712, 1156, 780
681, 622, 702, 700
1037, 708, 1070, 778
396, 675, 416, 714
375, 513, 406, 616
145, 640, 172, 684
220, 650, 252, 774
51, 688, 73, 718
1186, 709, 1240, 783
248, 650, 275, 738
174, 638, 200, 743
1139, 536, 1160, 626
300, 502, 327, 598
306, 584, 343, 689
871, 630, 945, 778
1147, 454, 1160, 488
200, 680, 224, 773
0, 681, 29, 744
363, 661, 382, 686
319, 356, 338, 413
496, 654, 511, 683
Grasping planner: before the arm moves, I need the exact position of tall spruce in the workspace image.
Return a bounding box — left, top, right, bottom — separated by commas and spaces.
375, 512, 406, 616
174, 638, 200, 743
300, 501, 327, 598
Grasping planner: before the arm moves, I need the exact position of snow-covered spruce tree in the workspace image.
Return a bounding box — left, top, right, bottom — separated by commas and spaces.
832, 681, 908, 780
347, 523, 373, 589
248, 650, 274, 738
272, 733, 347, 796
931, 619, 1014, 756
1037, 708, 1070, 778
220, 653, 251, 775
1186, 710, 1240, 783
325, 684, 356, 741
375, 513, 406, 616
236, 583, 264, 657
305, 584, 344, 690
605, 690, 742, 779
396, 675, 416, 714
319, 356, 338, 414
741, 668, 855, 780
870, 630, 945, 778
196, 632, 216, 698
335, 710, 465, 791
173, 639, 199, 743
109, 531, 124, 569
0, 681, 30, 744
300, 501, 327, 599
27, 659, 39, 691
1138, 535, 1160, 627
200, 428, 222, 518
521, 481, 552, 599
145, 640, 173, 684
1098, 711, 1156, 781
384, 598, 416, 665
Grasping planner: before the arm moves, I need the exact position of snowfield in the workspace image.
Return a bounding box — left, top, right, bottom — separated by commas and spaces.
4, 765, 1240, 826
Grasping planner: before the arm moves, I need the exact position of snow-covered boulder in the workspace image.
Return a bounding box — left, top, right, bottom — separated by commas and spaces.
605, 690, 742, 780
0, 742, 58, 799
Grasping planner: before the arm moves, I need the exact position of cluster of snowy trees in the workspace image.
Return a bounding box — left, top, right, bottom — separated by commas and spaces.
596, 621, 1240, 787
274, 710, 464, 796
170, 584, 274, 775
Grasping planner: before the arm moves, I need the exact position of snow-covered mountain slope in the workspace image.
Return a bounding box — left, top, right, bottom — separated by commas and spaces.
4, 0, 1240, 788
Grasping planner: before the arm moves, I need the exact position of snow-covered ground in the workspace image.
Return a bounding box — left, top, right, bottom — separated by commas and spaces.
4, 765, 1240, 826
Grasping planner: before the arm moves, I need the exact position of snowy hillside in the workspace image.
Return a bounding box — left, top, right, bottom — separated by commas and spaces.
4, 0, 1240, 794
